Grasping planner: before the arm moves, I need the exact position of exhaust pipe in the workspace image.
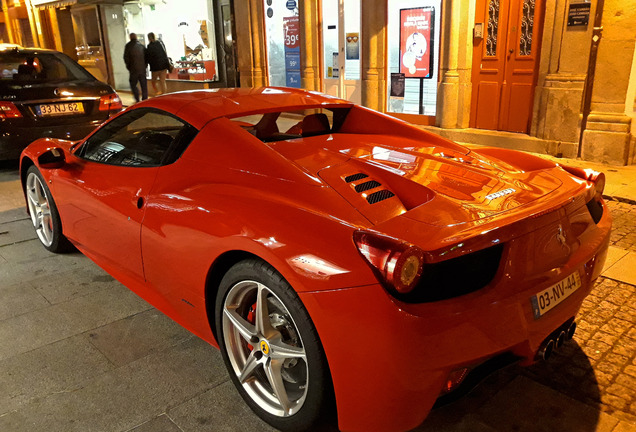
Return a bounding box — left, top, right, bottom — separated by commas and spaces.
539, 339, 555, 361
555, 331, 567, 348
566, 321, 576, 340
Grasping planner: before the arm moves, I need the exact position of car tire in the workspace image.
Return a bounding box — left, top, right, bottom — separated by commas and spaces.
25, 165, 73, 253
215, 259, 335, 432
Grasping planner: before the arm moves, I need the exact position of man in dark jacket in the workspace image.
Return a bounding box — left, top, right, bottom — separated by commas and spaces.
123, 33, 148, 102
146, 32, 170, 95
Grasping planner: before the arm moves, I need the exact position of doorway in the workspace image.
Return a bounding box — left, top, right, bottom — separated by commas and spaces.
321, 0, 361, 104
470, 0, 545, 133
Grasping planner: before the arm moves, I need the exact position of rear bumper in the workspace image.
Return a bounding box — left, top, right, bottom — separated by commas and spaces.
299, 201, 611, 432
0, 119, 103, 160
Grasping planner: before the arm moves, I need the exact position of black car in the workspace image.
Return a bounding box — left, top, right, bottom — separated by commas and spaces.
0, 46, 122, 160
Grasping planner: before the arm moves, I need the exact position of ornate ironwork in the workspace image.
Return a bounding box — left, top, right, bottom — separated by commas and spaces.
486, 0, 500, 57
520, 0, 535, 56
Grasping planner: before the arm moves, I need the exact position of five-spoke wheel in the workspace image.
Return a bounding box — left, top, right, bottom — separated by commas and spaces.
216, 259, 334, 431
25, 166, 72, 253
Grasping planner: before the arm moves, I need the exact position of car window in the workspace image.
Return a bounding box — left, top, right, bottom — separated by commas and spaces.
78, 108, 198, 167
0, 52, 94, 83
230, 107, 350, 142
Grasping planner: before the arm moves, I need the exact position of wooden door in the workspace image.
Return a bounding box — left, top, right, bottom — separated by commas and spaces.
470, 0, 544, 133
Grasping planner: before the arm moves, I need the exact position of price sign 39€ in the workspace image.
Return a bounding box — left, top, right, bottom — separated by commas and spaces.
283, 16, 301, 87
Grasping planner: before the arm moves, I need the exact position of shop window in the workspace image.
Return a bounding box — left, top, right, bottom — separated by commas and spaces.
123, 0, 219, 82
263, 0, 301, 87
386, 0, 441, 117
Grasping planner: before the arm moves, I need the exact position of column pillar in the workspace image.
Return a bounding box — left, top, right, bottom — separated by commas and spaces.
300, 0, 320, 91
234, 0, 267, 87
581, 0, 636, 165
437, 0, 473, 129
531, 0, 595, 157
360, 0, 386, 111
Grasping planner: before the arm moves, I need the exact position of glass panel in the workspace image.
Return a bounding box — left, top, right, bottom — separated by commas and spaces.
81, 109, 195, 166
486, 0, 500, 57
343, 0, 360, 81
322, 0, 339, 80
263, 0, 302, 87
122, 0, 220, 82
230, 107, 351, 142
386, 0, 441, 116
519, 0, 535, 56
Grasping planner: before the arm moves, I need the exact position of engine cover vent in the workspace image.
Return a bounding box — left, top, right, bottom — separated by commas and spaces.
355, 180, 381, 193
345, 173, 369, 183
367, 190, 395, 204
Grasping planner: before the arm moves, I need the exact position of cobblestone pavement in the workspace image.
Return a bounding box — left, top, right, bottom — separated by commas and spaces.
606, 200, 636, 253
519, 201, 636, 425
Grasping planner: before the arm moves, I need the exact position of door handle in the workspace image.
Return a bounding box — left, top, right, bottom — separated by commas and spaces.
509, 49, 514, 54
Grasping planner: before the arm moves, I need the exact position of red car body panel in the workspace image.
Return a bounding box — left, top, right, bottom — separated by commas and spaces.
20, 88, 611, 432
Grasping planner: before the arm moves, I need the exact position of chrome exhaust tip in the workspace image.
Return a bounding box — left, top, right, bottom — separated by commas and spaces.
566, 321, 576, 340
555, 331, 566, 348
540, 339, 555, 361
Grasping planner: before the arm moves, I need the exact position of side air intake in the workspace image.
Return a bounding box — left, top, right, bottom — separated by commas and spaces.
345, 173, 368, 183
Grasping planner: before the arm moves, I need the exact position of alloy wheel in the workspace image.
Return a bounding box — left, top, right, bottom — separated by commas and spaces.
26, 172, 54, 247
222, 280, 309, 417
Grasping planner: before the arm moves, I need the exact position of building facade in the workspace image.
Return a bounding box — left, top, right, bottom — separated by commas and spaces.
5, 0, 636, 165
234, 0, 636, 165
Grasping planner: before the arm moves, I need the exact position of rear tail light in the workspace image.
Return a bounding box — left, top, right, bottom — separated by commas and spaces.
0, 101, 22, 118
98, 93, 123, 113
353, 230, 425, 294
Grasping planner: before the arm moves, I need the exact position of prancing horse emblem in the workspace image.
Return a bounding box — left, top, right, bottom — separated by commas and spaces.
556, 225, 567, 246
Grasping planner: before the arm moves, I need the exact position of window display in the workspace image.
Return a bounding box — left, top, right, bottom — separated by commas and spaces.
263, 0, 301, 87
387, 0, 441, 116
123, 0, 218, 82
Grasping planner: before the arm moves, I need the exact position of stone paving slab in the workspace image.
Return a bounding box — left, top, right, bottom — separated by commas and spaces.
87, 308, 193, 368
0, 334, 114, 413
602, 252, 636, 286
0, 337, 228, 432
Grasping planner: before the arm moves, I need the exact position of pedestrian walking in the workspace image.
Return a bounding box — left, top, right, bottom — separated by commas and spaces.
123, 33, 148, 102
146, 32, 171, 96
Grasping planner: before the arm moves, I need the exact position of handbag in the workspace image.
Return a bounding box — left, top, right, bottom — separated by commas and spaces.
160, 40, 174, 73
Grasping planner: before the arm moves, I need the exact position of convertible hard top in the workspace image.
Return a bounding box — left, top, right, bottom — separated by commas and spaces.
133, 87, 353, 129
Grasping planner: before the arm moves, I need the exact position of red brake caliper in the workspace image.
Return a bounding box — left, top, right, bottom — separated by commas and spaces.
246, 302, 257, 350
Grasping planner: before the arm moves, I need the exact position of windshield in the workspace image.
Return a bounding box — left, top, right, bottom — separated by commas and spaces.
0, 51, 95, 84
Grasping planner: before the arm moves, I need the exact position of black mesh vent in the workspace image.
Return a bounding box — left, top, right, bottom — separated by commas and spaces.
345, 173, 368, 183
355, 180, 381, 193
366, 190, 395, 204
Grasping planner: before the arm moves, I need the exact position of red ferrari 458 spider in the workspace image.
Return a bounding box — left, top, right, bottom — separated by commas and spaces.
20, 87, 611, 432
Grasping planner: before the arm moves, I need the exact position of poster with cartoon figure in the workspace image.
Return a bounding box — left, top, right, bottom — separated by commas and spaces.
399, 7, 434, 79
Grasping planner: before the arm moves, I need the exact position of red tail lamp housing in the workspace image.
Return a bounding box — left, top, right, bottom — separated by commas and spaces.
98, 93, 123, 113
0, 102, 22, 118
353, 230, 425, 294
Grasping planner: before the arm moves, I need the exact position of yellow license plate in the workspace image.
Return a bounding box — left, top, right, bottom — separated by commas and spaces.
531, 271, 582, 319
36, 102, 84, 117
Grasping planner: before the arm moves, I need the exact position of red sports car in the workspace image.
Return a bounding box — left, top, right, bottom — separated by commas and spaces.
20, 88, 611, 432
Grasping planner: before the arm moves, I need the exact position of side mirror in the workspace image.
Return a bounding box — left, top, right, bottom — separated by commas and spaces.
38, 147, 66, 169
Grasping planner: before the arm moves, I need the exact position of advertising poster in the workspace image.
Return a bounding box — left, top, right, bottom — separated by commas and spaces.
399, 7, 434, 79
346, 32, 360, 60
283, 16, 301, 88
